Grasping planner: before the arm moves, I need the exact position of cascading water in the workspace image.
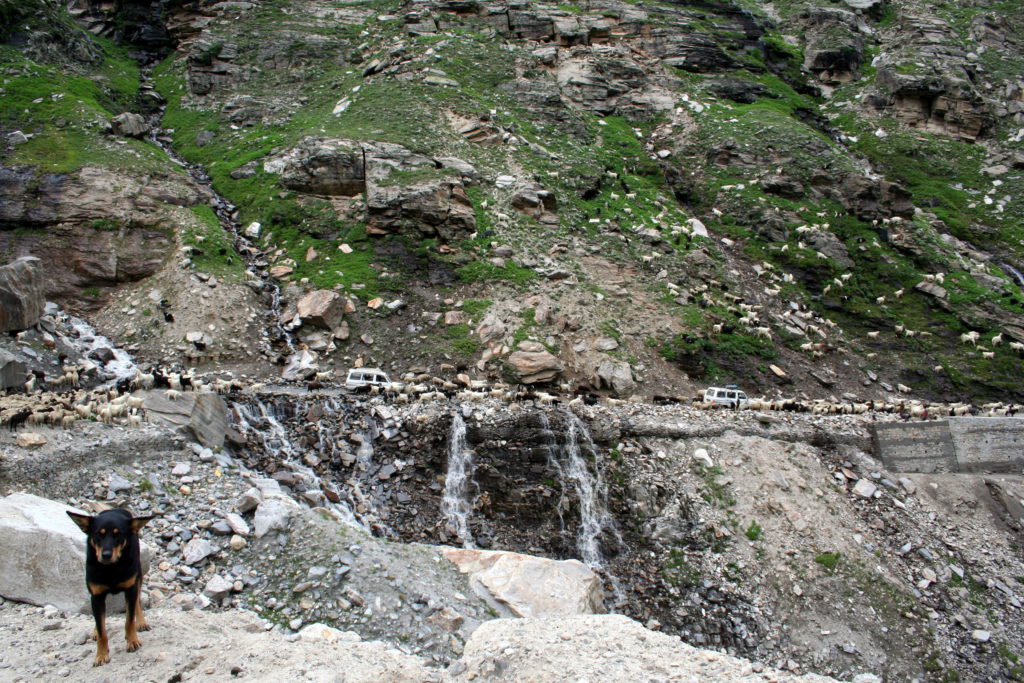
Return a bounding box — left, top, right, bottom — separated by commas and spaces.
139, 63, 296, 360
550, 408, 620, 569
230, 396, 365, 530
441, 410, 477, 548
65, 312, 139, 384
1001, 262, 1024, 289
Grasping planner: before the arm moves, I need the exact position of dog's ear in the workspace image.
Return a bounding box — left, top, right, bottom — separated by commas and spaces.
130, 515, 155, 533
66, 511, 93, 533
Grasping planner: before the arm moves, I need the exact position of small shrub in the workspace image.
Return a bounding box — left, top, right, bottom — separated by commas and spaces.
745, 521, 762, 541
814, 551, 842, 573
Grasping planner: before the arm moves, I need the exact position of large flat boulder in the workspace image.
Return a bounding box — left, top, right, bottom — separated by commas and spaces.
0, 493, 85, 613
0, 493, 154, 614
441, 547, 604, 618
507, 349, 563, 384
143, 390, 228, 449
0, 256, 45, 332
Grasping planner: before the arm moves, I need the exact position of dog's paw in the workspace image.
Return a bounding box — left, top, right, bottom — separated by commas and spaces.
137, 619, 151, 632
92, 652, 110, 667
126, 636, 142, 652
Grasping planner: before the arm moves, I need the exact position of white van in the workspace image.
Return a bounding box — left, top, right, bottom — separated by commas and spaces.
344, 368, 391, 392
702, 385, 749, 409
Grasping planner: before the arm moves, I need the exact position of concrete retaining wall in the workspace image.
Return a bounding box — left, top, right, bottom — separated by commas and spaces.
872, 417, 1024, 473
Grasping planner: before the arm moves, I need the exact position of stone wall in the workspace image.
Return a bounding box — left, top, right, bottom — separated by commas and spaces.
872, 418, 1024, 473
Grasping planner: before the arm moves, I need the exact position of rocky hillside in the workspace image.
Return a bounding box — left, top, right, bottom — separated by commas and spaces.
3, 0, 1024, 403
2, 0, 1024, 681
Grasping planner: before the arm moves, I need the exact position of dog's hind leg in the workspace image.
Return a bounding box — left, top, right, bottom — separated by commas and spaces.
89, 592, 110, 666
124, 581, 142, 652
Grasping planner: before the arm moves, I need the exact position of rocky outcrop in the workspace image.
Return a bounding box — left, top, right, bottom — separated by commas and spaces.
441, 547, 604, 618
871, 13, 993, 140
799, 8, 867, 85
0, 166, 202, 304
507, 345, 563, 384
0, 256, 45, 332
266, 137, 477, 242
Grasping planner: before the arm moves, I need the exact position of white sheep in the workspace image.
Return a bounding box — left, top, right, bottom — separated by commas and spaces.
960, 331, 980, 345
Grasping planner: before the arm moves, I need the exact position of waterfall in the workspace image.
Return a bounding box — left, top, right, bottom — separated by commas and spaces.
550, 409, 620, 569
441, 411, 477, 548
232, 397, 364, 532
65, 313, 138, 384
1001, 262, 1024, 289
141, 62, 296, 358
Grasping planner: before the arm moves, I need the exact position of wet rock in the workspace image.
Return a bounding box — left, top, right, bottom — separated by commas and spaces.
253, 496, 298, 538
281, 349, 319, 381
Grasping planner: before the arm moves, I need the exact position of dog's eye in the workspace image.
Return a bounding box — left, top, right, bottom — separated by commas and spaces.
112, 529, 120, 534
99, 529, 106, 535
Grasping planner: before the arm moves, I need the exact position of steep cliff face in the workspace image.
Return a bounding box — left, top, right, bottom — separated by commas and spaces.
2, 0, 1023, 398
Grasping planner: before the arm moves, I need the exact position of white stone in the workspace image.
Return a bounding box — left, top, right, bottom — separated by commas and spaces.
203, 575, 234, 601
693, 448, 714, 468
253, 496, 298, 538
972, 630, 991, 642
852, 479, 877, 498
224, 512, 250, 536
442, 548, 604, 618
182, 538, 214, 565
297, 623, 361, 644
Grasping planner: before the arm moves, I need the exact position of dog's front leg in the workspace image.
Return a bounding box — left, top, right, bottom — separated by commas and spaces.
89, 592, 109, 666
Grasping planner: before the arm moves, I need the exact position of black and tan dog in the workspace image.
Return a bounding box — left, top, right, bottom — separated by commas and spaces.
66, 508, 154, 666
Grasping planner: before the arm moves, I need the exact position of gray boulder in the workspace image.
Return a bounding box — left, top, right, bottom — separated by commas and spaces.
0, 348, 28, 391
143, 390, 228, 449
0, 256, 45, 332
110, 112, 151, 138
0, 493, 151, 614
596, 359, 636, 396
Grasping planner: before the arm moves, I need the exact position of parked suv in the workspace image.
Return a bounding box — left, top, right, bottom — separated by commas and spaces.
702, 385, 749, 409
344, 368, 391, 392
